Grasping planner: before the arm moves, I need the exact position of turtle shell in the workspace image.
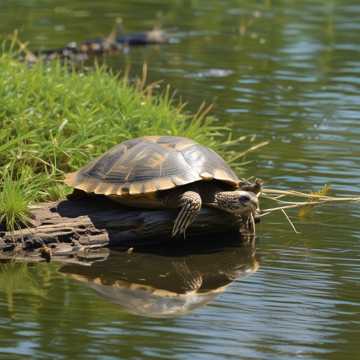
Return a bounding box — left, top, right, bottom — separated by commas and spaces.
64, 136, 240, 196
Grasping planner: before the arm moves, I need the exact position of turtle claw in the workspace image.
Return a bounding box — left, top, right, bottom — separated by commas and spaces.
172, 226, 187, 239
171, 225, 180, 238
171, 191, 202, 239
171, 217, 193, 239
171, 215, 189, 238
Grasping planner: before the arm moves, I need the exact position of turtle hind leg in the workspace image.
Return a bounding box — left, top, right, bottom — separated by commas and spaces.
171, 191, 202, 238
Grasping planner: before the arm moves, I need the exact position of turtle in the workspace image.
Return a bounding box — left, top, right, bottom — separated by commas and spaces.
64, 136, 261, 237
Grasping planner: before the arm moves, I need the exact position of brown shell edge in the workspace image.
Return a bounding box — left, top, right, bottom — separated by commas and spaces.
64, 171, 187, 196
65, 168, 239, 196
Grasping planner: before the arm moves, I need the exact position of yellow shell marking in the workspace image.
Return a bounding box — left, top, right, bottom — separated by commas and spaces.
213, 168, 231, 180
156, 177, 175, 190
200, 171, 213, 181
143, 136, 161, 142
129, 182, 144, 195
143, 181, 158, 193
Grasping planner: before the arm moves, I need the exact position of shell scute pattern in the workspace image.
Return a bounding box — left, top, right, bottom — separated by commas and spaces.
65, 136, 240, 196
182, 145, 238, 183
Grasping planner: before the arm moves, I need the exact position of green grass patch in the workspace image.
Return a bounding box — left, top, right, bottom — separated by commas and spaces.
0, 171, 32, 231
0, 42, 262, 231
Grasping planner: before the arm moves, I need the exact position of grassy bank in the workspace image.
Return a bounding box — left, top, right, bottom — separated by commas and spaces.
0, 46, 257, 230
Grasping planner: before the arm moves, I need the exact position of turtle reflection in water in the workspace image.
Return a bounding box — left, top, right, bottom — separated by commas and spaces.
65, 136, 261, 237
60, 241, 259, 318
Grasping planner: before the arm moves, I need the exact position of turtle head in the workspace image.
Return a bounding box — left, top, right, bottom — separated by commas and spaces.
215, 190, 259, 217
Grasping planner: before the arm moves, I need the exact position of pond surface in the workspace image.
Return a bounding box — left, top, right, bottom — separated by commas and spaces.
1, 1, 360, 359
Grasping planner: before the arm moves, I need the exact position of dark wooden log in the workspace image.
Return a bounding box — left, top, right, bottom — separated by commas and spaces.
0, 196, 248, 263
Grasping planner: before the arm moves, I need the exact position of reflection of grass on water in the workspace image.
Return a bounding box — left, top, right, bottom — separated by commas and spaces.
0, 262, 56, 315
0, 38, 265, 231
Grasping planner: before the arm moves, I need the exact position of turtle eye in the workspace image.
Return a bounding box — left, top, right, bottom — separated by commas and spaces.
239, 195, 250, 203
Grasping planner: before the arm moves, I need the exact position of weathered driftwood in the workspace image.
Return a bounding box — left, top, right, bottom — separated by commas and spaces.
0, 196, 246, 263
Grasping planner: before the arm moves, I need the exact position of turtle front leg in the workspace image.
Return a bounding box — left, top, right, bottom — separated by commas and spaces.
172, 191, 202, 237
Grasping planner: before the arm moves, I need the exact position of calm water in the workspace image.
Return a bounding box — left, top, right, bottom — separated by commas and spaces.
1, 1, 360, 359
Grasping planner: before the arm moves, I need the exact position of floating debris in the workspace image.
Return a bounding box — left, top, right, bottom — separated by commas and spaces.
17, 21, 169, 64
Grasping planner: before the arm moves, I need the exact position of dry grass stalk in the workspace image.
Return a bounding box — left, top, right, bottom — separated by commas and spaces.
257, 185, 360, 233
259, 186, 360, 218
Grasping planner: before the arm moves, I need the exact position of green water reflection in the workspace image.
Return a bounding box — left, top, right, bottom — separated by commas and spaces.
0, 0, 359, 359
0, 241, 258, 359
